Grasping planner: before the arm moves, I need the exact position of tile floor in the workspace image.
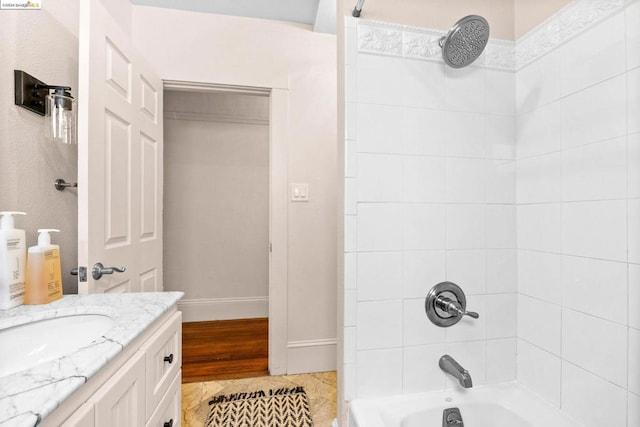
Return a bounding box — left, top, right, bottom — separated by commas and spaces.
182, 371, 337, 427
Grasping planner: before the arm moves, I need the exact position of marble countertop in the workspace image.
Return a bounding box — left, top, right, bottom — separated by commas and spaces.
0, 292, 183, 427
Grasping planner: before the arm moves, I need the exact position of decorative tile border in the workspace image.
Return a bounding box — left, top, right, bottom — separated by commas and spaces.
357, 20, 515, 71
355, 0, 628, 71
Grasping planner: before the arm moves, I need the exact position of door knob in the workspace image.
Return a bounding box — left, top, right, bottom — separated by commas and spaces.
92, 262, 126, 280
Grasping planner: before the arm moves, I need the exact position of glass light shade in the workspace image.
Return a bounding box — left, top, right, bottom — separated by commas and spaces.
45, 94, 76, 144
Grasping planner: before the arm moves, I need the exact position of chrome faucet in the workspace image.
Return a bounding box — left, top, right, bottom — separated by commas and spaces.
439, 355, 472, 388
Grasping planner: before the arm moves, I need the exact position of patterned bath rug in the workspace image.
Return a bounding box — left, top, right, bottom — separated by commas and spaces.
206, 386, 314, 427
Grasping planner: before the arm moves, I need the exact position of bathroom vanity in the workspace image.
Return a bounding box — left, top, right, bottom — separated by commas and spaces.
0, 292, 183, 427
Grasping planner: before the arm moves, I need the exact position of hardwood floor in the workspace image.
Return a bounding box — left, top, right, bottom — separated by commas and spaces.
181, 318, 269, 383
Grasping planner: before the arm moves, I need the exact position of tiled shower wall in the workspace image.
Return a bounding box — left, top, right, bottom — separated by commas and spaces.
343, 19, 518, 399
343, 0, 640, 425
515, 1, 640, 426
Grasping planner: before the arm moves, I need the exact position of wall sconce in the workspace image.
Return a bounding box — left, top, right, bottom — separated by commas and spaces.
14, 70, 77, 145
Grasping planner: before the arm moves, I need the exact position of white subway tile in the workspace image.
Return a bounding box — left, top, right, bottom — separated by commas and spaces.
486, 294, 517, 339
345, 26, 357, 66
357, 104, 403, 154
446, 158, 487, 203
559, 12, 626, 96
517, 152, 562, 203
486, 249, 517, 293
516, 49, 560, 113
517, 204, 562, 253
345, 215, 357, 253
629, 392, 640, 427
562, 137, 627, 201
631, 199, 640, 264
402, 108, 446, 156
344, 363, 356, 401
629, 327, 640, 396
345, 326, 356, 364
562, 255, 627, 324
486, 338, 516, 384
561, 362, 627, 427
357, 348, 403, 397
403, 344, 447, 392
628, 0, 640, 70
357, 54, 403, 106
357, 154, 403, 202
561, 75, 626, 149
345, 252, 357, 290
446, 111, 486, 158
446, 295, 486, 343
518, 294, 561, 355
487, 160, 516, 203
403, 298, 446, 346
629, 134, 640, 198
446, 250, 486, 295
404, 204, 447, 250
562, 200, 627, 262
402, 250, 447, 298
403, 156, 446, 203
346, 64, 357, 103
562, 308, 628, 387
445, 66, 486, 113
357, 203, 403, 251
345, 140, 357, 178
345, 177, 357, 215
446, 205, 486, 250
486, 115, 516, 160
357, 252, 402, 301
518, 250, 562, 302
485, 69, 515, 116
345, 289, 357, 326
517, 339, 561, 407
444, 341, 487, 387
357, 300, 402, 350
629, 67, 640, 135
346, 102, 357, 141
630, 264, 640, 329
402, 59, 446, 109
517, 102, 562, 159
487, 205, 516, 249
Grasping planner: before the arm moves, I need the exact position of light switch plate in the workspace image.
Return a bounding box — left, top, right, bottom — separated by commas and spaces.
291, 183, 309, 201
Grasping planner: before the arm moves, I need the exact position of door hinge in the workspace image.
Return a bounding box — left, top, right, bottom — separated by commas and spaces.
269, 242, 272, 253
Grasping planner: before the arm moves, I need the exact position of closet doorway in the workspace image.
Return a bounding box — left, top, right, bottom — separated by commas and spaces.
162, 83, 288, 381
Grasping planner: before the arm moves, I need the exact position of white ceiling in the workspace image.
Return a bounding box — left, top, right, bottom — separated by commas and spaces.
130, 0, 336, 33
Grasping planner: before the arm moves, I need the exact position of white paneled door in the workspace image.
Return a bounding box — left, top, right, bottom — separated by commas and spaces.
77, 0, 163, 294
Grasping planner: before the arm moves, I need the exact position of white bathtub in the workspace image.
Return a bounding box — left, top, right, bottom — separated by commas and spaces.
349, 382, 582, 427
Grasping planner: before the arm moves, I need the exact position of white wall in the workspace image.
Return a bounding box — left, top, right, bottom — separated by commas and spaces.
515, 1, 640, 425
342, 18, 517, 400
164, 91, 270, 321
132, 7, 338, 373
0, 1, 79, 294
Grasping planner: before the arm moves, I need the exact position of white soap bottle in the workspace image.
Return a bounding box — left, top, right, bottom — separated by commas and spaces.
0, 211, 27, 310
25, 229, 63, 305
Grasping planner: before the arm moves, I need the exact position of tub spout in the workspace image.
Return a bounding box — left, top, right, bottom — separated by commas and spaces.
439, 355, 472, 388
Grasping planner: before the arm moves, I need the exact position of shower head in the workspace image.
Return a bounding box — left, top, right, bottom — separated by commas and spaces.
439, 15, 490, 68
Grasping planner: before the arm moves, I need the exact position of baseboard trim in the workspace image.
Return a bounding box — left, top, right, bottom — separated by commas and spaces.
287, 339, 337, 374
178, 297, 268, 322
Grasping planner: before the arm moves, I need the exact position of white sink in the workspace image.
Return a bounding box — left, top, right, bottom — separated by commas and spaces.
0, 314, 115, 378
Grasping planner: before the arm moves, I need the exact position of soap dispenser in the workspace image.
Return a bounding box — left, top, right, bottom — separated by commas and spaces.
0, 211, 27, 310
24, 229, 63, 305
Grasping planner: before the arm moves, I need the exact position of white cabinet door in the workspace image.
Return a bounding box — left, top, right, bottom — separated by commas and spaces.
92, 351, 146, 427
60, 403, 95, 427
77, 0, 163, 294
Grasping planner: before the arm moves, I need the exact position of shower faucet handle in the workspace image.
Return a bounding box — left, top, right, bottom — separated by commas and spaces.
425, 282, 480, 327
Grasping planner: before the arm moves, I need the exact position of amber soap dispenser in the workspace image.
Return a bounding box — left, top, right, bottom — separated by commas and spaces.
24, 229, 63, 304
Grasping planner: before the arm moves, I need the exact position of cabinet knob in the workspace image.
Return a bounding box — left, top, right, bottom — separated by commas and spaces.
163, 420, 173, 427
163, 354, 174, 364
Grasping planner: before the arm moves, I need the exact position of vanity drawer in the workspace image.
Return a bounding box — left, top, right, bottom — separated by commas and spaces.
141, 311, 182, 418
146, 370, 181, 427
